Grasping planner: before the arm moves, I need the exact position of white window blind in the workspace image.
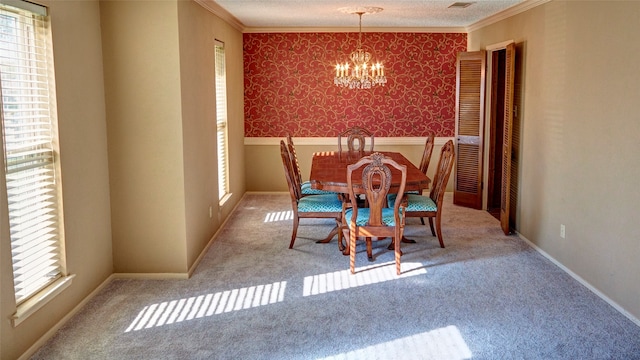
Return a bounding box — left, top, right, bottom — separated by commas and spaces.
0, 2, 65, 306
215, 40, 229, 201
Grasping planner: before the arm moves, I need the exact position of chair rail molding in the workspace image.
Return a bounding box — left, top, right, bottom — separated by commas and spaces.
245, 137, 454, 147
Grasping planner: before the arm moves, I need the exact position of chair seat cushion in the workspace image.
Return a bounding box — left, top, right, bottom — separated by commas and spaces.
298, 194, 343, 212
301, 181, 337, 195
397, 194, 437, 212
386, 191, 420, 205
344, 207, 401, 226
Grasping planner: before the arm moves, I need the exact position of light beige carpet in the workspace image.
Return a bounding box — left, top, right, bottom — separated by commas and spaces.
30, 193, 640, 359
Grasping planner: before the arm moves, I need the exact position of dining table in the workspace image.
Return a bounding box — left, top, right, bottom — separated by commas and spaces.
309, 150, 431, 195
308, 150, 431, 253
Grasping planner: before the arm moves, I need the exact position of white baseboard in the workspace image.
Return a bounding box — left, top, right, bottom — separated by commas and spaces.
24, 207, 636, 360
245, 191, 288, 195
517, 231, 640, 327
18, 274, 116, 360
20, 193, 249, 359
111, 273, 189, 280
186, 192, 247, 276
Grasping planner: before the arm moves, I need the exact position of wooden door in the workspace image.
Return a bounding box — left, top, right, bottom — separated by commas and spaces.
454, 51, 486, 209
500, 43, 516, 234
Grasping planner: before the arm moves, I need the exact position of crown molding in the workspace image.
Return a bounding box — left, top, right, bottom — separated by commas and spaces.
242, 26, 467, 34
466, 0, 551, 32
194, 0, 245, 32
195, 0, 548, 35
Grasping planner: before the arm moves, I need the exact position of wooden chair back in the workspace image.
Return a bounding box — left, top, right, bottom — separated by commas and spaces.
287, 143, 304, 195
286, 134, 303, 188
280, 140, 302, 202
344, 153, 407, 275
429, 140, 455, 207
338, 126, 374, 153
419, 134, 435, 174
347, 153, 407, 227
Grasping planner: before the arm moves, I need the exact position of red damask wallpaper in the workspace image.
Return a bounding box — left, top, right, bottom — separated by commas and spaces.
243, 32, 466, 137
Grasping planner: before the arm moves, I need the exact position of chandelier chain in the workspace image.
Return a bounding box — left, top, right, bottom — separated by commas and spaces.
357, 12, 363, 49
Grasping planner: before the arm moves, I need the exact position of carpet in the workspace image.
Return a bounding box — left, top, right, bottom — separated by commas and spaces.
30, 193, 640, 359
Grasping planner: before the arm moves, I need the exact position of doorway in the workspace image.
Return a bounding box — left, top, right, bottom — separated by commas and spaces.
482, 41, 517, 234
455, 42, 516, 233
487, 49, 506, 221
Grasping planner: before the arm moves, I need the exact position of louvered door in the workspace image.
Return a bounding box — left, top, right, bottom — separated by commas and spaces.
454, 51, 486, 209
500, 43, 516, 234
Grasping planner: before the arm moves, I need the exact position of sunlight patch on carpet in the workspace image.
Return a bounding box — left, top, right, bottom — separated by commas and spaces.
303, 261, 427, 296
124, 281, 286, 332
316, 325, 472, 360
264, 210, 293, 222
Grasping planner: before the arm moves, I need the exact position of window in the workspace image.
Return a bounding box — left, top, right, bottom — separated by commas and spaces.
0, 0, 72, 326
215, 40, 230, 202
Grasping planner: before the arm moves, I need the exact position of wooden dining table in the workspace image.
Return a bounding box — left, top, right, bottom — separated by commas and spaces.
309, 150, 431, 253
309, 150, 431, 195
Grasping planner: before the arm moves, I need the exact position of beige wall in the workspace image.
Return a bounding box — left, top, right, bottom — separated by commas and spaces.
176, 1, 245, 270
1, 1, 114, 359
469, 0, 640, 321
3, 0, 639, 358
1, 1, 245, 358
101, 0, 245, 274
101, 1, 188, 273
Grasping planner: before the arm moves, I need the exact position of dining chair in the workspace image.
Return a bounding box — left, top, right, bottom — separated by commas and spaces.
414, 134, 436, 223
341, 152, 407, 275
280, 140, 343, 249
286, 134, 337, 196
418, 134, 436, 176
387, 134, 435, 223
337, 126, 374, 153
388, 140, 455, 248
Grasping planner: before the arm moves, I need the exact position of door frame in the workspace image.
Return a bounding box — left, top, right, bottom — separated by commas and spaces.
482, 40, 514, 210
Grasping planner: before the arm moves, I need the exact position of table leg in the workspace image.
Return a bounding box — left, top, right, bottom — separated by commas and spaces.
315, 226, 339, 244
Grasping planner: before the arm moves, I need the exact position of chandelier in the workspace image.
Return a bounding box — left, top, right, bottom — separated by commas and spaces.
334, 7, 387, 89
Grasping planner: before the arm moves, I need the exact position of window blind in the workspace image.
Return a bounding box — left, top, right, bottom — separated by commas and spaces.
215, 40, 229, 201
0, 3, 64, 305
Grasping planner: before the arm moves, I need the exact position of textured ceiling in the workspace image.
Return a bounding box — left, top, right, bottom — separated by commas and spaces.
204, 0, 528, 31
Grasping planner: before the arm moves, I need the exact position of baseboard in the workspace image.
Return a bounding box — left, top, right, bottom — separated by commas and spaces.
111, 273, 189, 280
28, 199, 635, 360
117, 191, 250, 279
18, 274, 117, 360
186, 191, 249, 276
245, 191, 289, 195
517, 231, 640, 327
19, 193, 250, 359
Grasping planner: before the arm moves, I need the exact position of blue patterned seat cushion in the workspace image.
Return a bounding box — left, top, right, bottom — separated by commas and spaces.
389, 194, 437, 212
298, 194, 343, 212
344, 207, 402, 226
386, 192, 420, 206
301, 181, 337, 195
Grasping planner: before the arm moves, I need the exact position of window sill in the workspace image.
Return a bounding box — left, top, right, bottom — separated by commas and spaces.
219, 192, 233, 207
11, 274, 76, 327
